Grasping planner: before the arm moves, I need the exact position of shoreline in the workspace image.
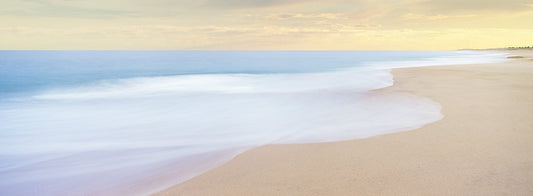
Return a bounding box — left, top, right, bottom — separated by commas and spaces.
154, 50, 533, 195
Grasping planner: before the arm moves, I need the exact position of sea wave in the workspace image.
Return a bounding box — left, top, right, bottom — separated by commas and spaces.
0, 50, 507, 195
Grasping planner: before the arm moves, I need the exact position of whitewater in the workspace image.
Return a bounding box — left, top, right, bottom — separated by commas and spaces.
0, 51, 507, 195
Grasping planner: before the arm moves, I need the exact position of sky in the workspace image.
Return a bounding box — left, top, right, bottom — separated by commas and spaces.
1, 0, 532, 50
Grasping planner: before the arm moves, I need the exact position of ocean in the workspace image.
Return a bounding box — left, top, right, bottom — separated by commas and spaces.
0, 50, 507, 195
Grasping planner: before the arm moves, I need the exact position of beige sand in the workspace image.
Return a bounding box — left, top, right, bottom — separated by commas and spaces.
155, 50, 533, 195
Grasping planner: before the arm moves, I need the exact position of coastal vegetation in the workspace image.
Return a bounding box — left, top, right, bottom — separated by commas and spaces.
507, 46, 532, 49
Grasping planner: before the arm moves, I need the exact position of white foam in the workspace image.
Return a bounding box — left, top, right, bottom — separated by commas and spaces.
32, 70, 393, 100
0, 68, 442, 195
0, 50, 507, 195
362, 50, 509, 70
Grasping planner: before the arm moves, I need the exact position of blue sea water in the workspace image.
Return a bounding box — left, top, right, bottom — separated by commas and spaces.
0, 51, 506, 195
0, 50, 491, 98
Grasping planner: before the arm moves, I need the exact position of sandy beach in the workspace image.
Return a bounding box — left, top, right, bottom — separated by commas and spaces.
155, 50, 533, 195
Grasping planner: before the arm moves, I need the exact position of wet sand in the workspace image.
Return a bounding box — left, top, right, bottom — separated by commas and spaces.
155, 50, 533, 195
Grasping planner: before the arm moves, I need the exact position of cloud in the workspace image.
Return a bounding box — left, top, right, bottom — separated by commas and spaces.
266, 13, 345, 20
1, 0, 135, 18
0, 23, 381, 40
2, 0, 531, 50
1, 0, 316, 18
202, 0, 307, 9
418, 0, 533, 12
402, 13, 476, 20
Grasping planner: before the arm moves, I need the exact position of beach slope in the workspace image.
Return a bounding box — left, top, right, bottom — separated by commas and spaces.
155, 50, 533, 195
